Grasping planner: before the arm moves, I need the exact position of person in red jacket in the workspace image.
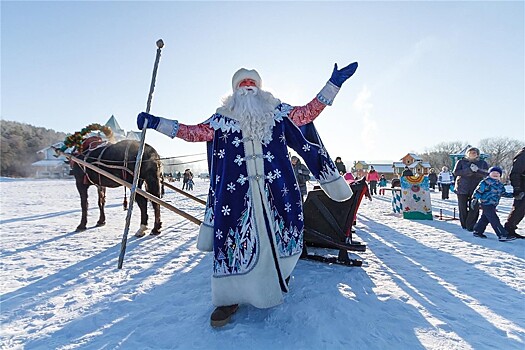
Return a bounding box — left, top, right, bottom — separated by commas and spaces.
366, 166, 380, 195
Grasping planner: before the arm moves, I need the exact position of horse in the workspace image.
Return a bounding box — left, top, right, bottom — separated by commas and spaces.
70, 137, 163, 237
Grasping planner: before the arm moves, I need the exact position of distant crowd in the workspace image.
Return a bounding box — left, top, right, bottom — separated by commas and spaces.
302, 147, 525, 242
167, 147, 525, 243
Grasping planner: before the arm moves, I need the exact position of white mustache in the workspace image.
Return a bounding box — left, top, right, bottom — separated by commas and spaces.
237, 86, 259, 96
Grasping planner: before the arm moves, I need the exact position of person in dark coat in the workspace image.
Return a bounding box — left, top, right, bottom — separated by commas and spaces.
428, 168, 438, 191
335, 157, 346, 175
504, 147, 525, 239
452, 147, 489, 231
182, 169, 193, 190
402, 166, 413, 177
291, 156, 310, 201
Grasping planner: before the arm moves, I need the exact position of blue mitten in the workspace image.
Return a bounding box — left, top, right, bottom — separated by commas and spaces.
329, 62, 358, 87
137, 112, 160, 130
470, 198, 479, 210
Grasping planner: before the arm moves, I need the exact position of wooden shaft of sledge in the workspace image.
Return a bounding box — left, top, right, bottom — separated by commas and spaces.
162, 181, 206, 205
61, 152, 202, 226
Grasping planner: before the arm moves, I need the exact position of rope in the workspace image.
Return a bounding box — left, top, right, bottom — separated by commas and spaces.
159, 152, 206, 160
80, 160, 146, 187
78, 158, 206, 173
90, 161, 134, 176
161, 158, 207, 166
80, 153, 207, 164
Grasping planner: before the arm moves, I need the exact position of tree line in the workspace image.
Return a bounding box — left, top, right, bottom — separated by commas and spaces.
1, 120, 67, 177
419, 138, 524, 178
0, 119, 523, 180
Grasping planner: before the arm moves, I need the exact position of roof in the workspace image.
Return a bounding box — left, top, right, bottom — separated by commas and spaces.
368, 164, 394, 173
393, 162, 416, 169
400, 153, 422, 161
105, 115, 125, 135
393, 160, 431, 169
31, 159, 66, 167
37, 142, 64, 154
126, 131, 142, 140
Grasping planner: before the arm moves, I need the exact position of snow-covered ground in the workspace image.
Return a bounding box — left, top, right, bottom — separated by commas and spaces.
1, 178, 524, 349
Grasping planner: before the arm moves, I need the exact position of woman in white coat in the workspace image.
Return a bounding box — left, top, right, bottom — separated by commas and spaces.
438, 166, 454, 200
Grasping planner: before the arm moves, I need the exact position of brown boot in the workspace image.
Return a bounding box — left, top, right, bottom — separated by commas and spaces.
210, 304, 239, 328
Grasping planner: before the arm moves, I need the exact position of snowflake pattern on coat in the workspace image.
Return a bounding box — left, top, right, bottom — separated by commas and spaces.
202, 103, 340, 277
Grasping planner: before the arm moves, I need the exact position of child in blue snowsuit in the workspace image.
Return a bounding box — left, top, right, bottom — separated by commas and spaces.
378, 174, 387, 195
472, 166, 515, 241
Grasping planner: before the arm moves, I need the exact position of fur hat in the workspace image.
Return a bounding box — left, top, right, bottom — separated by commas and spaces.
488, 166, 503, 176
466, 147, 480, 156
232, 68, 262, 91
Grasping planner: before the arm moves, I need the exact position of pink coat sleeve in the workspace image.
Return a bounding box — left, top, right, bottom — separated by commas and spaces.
288, 98, 327, 127
177, 123, 214, 142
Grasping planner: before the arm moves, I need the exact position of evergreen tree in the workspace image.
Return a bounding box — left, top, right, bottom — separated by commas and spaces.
0, 120, 67, 177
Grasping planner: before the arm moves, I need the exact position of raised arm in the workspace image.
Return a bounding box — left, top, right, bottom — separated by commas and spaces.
137, 112, 214, 142
289, 62, 358, 127
289, 97, 329, 127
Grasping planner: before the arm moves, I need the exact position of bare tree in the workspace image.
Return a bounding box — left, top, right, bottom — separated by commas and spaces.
420, 141, 467, 170
479, 137, 525, 178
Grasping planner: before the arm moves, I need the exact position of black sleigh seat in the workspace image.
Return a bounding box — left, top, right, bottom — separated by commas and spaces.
302, 177, 369, 266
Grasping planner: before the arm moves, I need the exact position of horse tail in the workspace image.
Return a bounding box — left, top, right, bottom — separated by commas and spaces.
156, 151, 164, 198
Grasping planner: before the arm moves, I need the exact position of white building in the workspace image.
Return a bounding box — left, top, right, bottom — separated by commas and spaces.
31, 142, 71, 178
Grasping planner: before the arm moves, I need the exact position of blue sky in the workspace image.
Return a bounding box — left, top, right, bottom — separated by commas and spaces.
2, 1, 524, 166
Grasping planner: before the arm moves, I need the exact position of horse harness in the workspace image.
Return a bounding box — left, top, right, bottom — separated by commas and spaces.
77, 140, 135, 187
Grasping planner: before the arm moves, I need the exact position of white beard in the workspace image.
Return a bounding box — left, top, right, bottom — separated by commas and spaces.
221, 87, 280, 145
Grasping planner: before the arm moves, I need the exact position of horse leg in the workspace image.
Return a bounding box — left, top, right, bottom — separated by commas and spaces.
134, 189, 149, 238
146, 178, 163, 235
96, 186, 106, 226
76, 182, 89, 231
151, 201, 162, 235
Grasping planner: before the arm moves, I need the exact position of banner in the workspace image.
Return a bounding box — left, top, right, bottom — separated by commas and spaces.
401, 175, 433, 220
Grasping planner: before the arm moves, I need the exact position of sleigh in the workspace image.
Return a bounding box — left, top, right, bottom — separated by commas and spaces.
302, 177, 369, 267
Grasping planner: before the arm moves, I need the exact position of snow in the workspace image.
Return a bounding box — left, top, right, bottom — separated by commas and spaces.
1, 178, 524, 349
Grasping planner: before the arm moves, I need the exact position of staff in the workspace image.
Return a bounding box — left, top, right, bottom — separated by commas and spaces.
118, 39, 164, 269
